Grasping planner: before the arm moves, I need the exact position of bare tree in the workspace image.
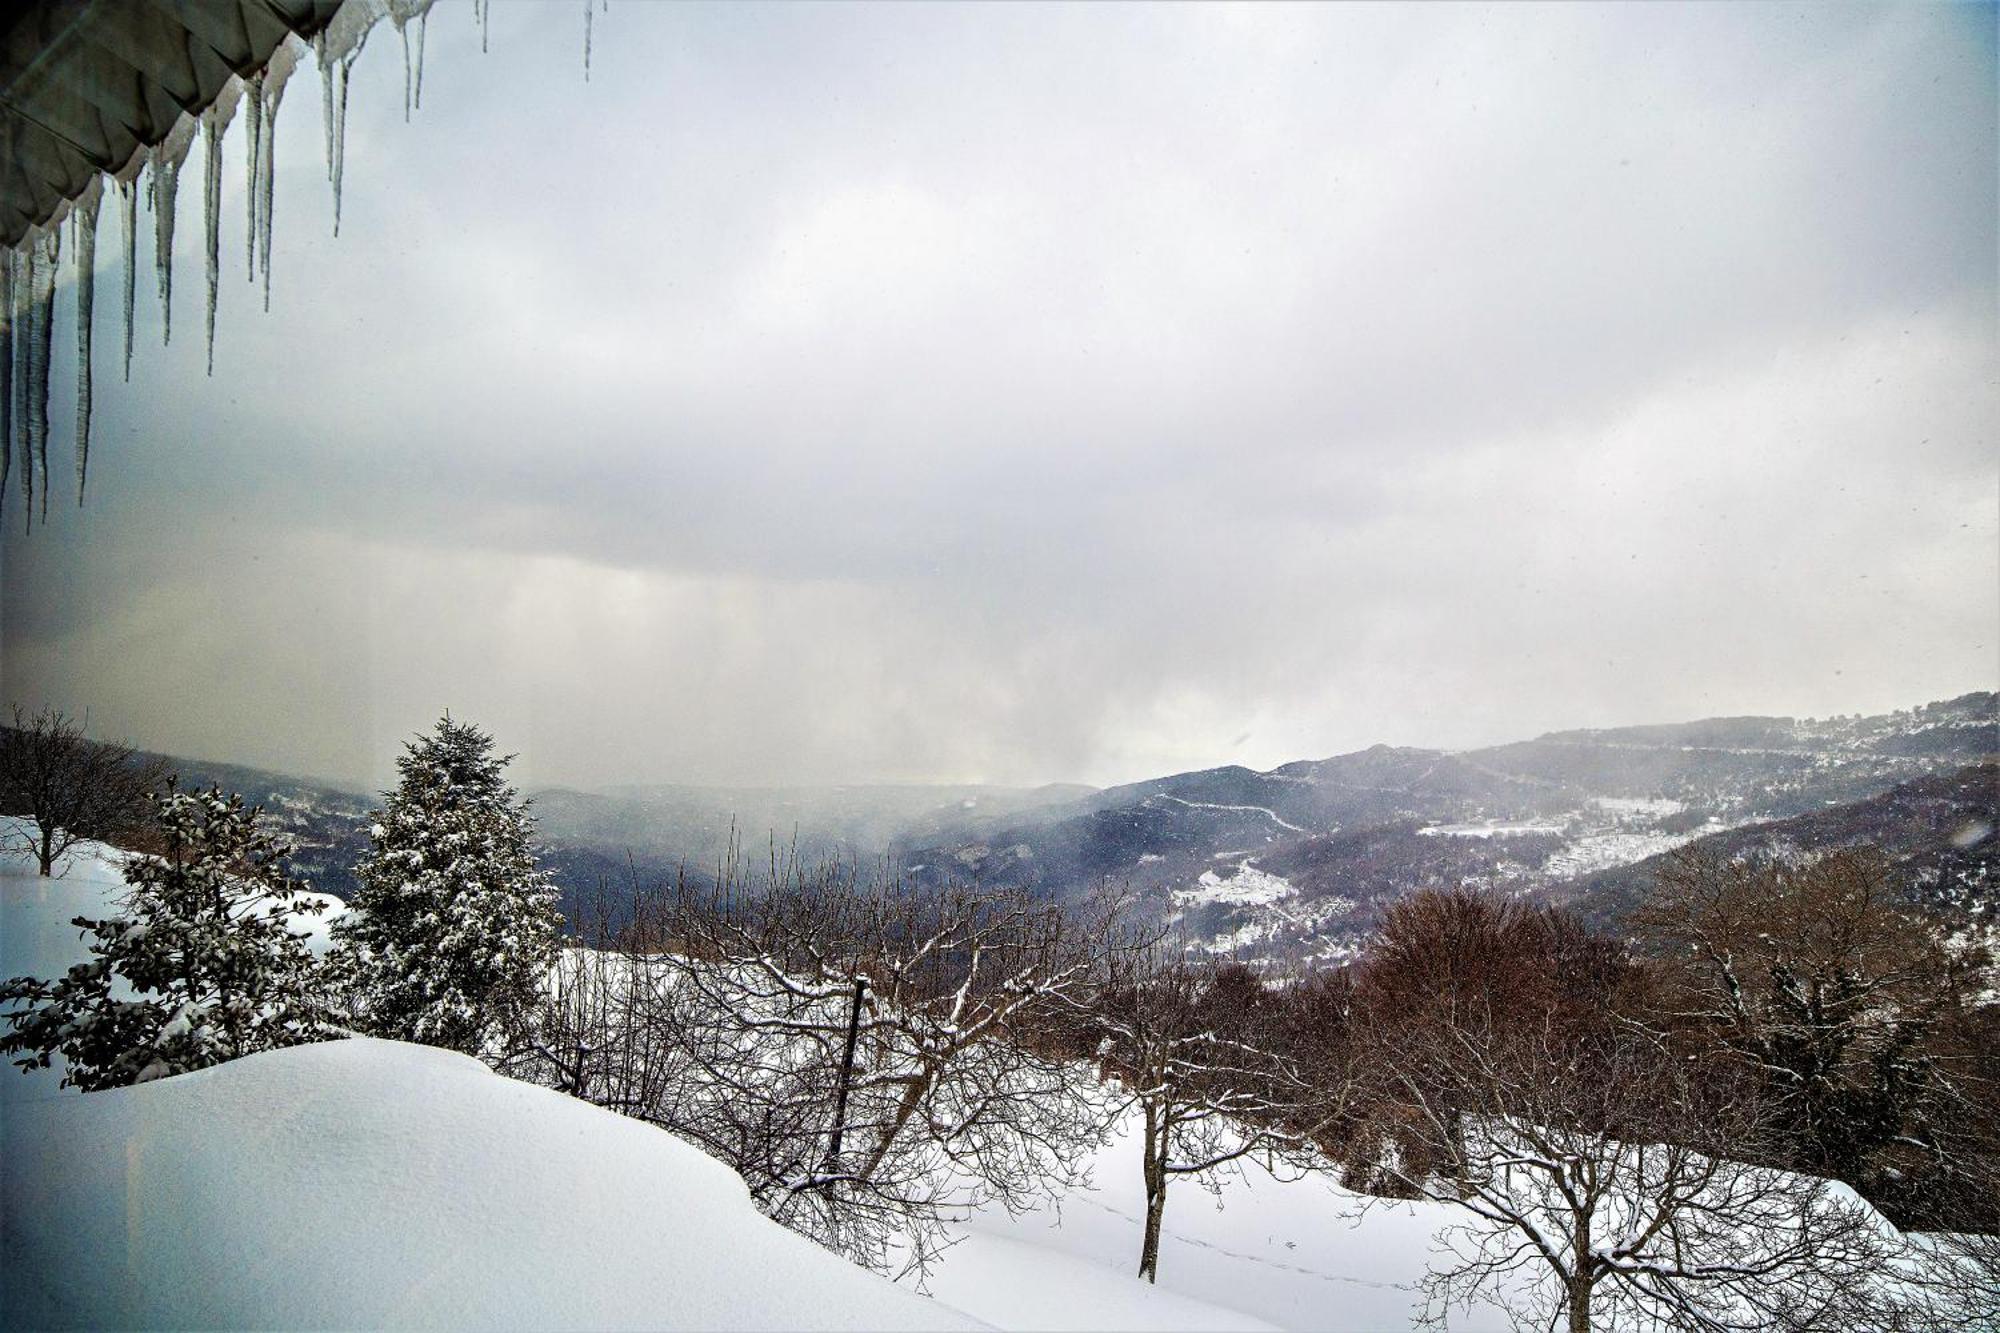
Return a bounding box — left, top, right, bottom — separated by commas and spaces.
1634, 847, 1996, 1220
1371, 1014, 1905, 1331
0, 704, 165, 875
1091, 952, 1328, 1283
1347, 889, 1915, 1333
1900, 1226, 2000, 1333
511, 851, 1130, 1276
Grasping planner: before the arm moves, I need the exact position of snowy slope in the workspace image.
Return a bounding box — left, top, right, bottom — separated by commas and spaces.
1, 824, 1914, 1332
929, 1112, 1508, 1333
921, 1230, 1280, 1332
0, 833, 1326, 1331
1, 1037, 983, 1331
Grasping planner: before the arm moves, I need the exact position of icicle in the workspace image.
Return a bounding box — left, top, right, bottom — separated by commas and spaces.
399, 18, 413, 121
1, 250, 14, 510
12, 246, 30, 526
584, 1, 594, 82
414, 11, 428, 112
149, 115, 197, 347
202, 80, 243, 376
333, 54, 355, 235
338, 53, 362, 235
73, 180, 102, 504
319, 9, 373, 240
244, 71, 265, 283
27, 227, 61, 526
16, 246, 33, 531
255, 43, 302, 314
319, 32, 335, 183
478, 0, 490, 54
116, 178, 138, 381
388, 1, 434, 120
257, 123, 276, 312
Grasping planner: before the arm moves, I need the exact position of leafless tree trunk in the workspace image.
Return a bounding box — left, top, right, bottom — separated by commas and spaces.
1139, 1099, 1169, 1283
1091, 951, 1333, 1284
0, 704, 165, 874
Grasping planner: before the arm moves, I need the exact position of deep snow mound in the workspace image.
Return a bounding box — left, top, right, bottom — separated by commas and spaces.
1, 1037, 981, 1331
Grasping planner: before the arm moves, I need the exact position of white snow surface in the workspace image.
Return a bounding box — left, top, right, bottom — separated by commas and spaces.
1591, 796, 1687, 818
1543, 829, 1703, 879
1, 1037, 982, 1331
928, 1107, 1506, 1332
1175, 861, 1299, 910
1416, 821, 1562, 839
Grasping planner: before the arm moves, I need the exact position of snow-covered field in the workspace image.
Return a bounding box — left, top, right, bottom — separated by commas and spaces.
0, 830, 1484, 1330
0, 829, 1918, 1332
1416, 821, 1563, 839
1590, 796, 1687, 819
927, 1114, 1503, 1332
2, 1038, 978, 1331
1543, 829, 1697, 878
1174, 861, 1299, 910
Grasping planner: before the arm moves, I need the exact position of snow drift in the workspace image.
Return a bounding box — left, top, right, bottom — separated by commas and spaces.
1, 1036, 981, 1330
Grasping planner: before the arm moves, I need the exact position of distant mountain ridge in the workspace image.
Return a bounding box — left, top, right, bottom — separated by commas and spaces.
1562, 762, 1997, 927
132, 691, 1995, 953
894, 691, 1998, 965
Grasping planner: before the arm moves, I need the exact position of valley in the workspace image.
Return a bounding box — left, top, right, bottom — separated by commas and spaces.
156, 691, 1996, 961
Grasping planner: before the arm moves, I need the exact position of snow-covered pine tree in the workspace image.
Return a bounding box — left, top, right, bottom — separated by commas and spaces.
331, 716, 561, 1056
0, 781, 337, 1090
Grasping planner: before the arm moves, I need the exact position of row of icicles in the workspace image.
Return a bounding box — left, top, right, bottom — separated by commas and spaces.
0, 0, 606, 528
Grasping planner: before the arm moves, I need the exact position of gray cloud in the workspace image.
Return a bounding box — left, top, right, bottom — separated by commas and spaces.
2, 1, 1994, 791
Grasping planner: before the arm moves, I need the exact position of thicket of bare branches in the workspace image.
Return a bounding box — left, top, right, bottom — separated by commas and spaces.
1634, 847, 1998, 1232
0, 704, 165, 875
1337, 888, 1931, 1333
510, 852, 1136, 1275
505, 838, 1990, 1323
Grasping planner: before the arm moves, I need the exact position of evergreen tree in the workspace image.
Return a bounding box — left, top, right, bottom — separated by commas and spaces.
1, 782, 336, 1090
331, 716, 561, 1055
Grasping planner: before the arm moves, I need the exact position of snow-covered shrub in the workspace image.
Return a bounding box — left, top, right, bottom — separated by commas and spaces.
0, 782, 338, 1089
519, 867, 1125, 1276
331, 716, 561, 1056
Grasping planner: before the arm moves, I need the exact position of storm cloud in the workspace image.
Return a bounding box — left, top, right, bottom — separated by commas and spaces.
2, 1, 1993, 791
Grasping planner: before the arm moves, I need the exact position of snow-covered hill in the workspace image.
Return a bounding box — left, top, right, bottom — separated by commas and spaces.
897, 693, 1998, 966
0, 831, 1934, 1331
926, 1109, 1504, 1332
1, 1038, 982, 1331
0, 831, 1447, 1331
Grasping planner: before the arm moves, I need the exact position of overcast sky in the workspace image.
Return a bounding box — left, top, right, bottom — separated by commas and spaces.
1, 1, 1994, 792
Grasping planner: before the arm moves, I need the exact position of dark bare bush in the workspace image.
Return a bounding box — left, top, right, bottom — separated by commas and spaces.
1635, 847, 1998, 1230
1343, 888, 1914, 1333
0, 704, 166, 874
